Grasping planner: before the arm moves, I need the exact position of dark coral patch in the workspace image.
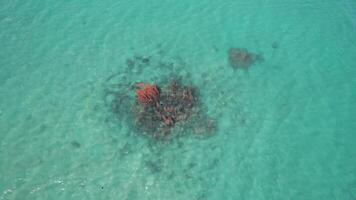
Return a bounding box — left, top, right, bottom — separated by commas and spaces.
228, 48, 262, 69
132, 79, 201, 138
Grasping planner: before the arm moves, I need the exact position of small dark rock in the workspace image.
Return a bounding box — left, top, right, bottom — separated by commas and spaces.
272, 41, 279, 49
70, 141, 81, 148
119, 143, 131, 156
134, 55, 150, 65
126, 59, 135, 68
145, 160, 162, 173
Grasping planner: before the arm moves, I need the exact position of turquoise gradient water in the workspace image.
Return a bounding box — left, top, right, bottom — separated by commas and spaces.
1, 0, 356, 199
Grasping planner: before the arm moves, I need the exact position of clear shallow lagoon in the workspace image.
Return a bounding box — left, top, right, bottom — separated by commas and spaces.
1, 0, 356, 199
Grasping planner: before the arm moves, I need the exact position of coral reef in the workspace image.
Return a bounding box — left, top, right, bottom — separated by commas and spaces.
104, 53, 216, 139
131, 79, 214, 138
228, 48, 262, 69
135, 83, 160, 106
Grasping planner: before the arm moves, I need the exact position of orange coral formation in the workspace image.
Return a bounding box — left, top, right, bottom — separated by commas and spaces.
135, 83, 160, 106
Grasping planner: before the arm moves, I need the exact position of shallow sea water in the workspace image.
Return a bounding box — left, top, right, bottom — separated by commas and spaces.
1, 0, 356, 199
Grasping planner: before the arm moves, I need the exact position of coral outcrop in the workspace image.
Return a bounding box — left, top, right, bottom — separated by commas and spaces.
135, 83, 160, 106
103, 53, 216, 139
132, 79, 213, 138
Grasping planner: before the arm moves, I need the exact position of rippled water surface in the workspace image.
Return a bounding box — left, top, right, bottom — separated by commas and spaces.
1, 0, 356, 199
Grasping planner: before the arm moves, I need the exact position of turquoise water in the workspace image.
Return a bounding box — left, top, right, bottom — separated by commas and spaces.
1, 0, 356, 199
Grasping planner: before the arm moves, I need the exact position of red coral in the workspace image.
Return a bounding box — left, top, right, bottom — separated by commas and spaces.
162, 115, 174, 126
135, 83, 160, 106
